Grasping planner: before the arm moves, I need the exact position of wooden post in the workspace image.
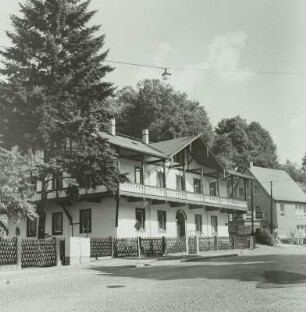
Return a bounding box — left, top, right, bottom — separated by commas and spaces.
216, 173, 220, 196
196, 235, 199, 254
185, 235, 189, 255
55, 238, 61, 266
137, 235, 141, 259
111, 237, 114, 258
231, 176, 234, 198
244, 179, 247, 201
182, 164, 186, 191
163, 160, 167, 188
17, 236, 22, 268
270, 181, 273, 234
201, 168, 205, 195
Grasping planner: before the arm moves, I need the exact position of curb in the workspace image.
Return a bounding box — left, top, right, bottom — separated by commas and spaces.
181, 253, 239, 262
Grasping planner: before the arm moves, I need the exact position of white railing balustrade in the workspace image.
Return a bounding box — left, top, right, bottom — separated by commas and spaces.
119, 183, 247, 211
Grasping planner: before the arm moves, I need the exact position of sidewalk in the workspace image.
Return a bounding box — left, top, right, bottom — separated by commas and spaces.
1, 243, 305, 286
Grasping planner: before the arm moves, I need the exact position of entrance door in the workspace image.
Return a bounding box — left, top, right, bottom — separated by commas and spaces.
177, 210, 186, 237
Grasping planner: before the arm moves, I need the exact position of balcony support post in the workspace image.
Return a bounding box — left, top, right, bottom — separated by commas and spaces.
244, 179, 247, 201
163, 160, 167, 188
231, 176, 234, 198
201, 168, 204, 195
141, 156, 145, 185
216, 172, 220, 196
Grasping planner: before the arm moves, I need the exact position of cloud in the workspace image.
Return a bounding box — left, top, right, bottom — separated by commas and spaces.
206, 31, 254, 83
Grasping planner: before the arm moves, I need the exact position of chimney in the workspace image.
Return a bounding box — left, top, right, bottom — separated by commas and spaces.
250, 161, 254, 168
142, 129, 149, 144
110, 118, 116, 136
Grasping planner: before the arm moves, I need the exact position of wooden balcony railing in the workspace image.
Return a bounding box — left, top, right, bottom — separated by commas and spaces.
243, 211, 266, 221
119, 182, 247, 211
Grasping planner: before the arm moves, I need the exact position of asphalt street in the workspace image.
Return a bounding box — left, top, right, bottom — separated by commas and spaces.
0, 251, 306, 312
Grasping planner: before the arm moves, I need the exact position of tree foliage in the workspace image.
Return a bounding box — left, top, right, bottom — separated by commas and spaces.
115, 79, 214, 144
0, 147, 37, 219
212, 116, 278, 170
281, 159, 306, 184
0, 0, 125, 235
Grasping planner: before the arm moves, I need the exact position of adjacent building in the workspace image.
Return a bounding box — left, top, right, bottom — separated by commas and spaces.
233, 163, 306, 238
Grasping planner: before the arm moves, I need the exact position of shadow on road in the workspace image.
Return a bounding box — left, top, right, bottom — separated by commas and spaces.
90, 254, 306, 288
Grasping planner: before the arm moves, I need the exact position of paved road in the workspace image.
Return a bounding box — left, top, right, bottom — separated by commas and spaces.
0, 253, 306, 312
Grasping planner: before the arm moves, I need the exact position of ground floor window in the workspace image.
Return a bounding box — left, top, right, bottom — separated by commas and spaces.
157, 210, 166, 231
52, 212, 63, 235
80, 209, 92, 234
27, 217, 37, 237
135, 208, 145, 230
211, 216, 218, 235
195, 214, 202, 232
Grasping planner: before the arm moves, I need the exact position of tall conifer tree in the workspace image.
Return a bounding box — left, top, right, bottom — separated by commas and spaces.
0, 0, 124, 237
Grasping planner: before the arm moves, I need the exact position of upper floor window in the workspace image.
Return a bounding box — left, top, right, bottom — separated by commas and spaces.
209, 181, 217, 196
135, 208, 145, 230
80, 209, 91, 234
195, 214, 202, 232
157, 210, 166, 231
280, 203, 285, 216
176, 175, 185, 191
253, 184, 259, 195
295, 205, 306, 216
134, 166, 142, 184
52, 172, 63, 190
156, 171, 164, 188
238, 187, 244, 197
194, 178, 202, 194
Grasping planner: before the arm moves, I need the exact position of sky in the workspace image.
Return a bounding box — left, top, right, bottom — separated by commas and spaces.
0, 0, 305, 165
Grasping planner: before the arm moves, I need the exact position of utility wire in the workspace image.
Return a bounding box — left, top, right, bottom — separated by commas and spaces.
0, 44, 305, 76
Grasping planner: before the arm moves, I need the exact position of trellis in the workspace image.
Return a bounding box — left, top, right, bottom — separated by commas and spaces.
21, 238, 57, 268
0, 237, 17, 265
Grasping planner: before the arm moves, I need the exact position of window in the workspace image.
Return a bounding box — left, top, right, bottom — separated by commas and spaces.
156, 171, 164, 188
209, 181, 217, 196
52, 172, 63, 190
176, 175, 185, 191
211, 216, 218, 235
254, 185, 259, 195
80, 209, 91, 234
157, 211, 166, 231
195, 214, 202, 232
27, 217, 37, 237
280, 203, 285, 217
296, 225, 305, 234
135, 208, 145, 230
134, 166, 142, 184
238, 187, 244, 197
52, 212, 63, 235
194, 178, 202, 194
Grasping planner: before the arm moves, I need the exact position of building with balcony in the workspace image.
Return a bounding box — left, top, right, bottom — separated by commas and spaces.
1, 121, 249, 239
233, 163, 306, 238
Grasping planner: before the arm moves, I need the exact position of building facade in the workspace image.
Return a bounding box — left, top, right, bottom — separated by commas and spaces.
1, 124, 248, 239
233, 164, 306, 238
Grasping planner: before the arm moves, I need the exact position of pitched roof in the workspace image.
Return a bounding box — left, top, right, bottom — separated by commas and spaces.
99, 132, 166, 158
249, 166, 306, 203
150, 135, 200, 157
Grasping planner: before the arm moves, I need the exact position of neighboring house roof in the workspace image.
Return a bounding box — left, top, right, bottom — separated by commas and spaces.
99, 132, 166, 158
150, 135, 200, 157
249, 166, 306, 203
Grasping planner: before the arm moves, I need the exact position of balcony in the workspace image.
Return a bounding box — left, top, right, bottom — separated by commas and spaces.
119, 182, 248, 212
243, 211, 266, 221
